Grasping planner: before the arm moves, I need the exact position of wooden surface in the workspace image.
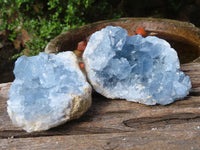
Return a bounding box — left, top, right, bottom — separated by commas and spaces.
45, 18, 200, 64
0, 63, 200, 150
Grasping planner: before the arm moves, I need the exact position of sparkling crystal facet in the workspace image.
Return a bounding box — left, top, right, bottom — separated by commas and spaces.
83, 26, 191, 105
7, 52, 92, 132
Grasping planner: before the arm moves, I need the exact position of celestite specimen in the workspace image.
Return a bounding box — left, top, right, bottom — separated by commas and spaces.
7, 52, 92, 132
83, 26, 191, 105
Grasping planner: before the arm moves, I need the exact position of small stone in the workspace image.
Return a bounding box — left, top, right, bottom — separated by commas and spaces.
135, 27, 147, 37
77, 41, 87, 51
7, 52, 92, 132
83, 26, 191, 105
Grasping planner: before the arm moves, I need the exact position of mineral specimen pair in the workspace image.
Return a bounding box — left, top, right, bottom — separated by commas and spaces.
7, 26, 191, 132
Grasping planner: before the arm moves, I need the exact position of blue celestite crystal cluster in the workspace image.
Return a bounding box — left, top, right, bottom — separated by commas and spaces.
7, 25, 192, 132
83, 26, 191, 105
7, 52, 92, 132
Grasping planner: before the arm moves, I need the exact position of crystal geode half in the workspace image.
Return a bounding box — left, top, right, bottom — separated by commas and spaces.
7, 52, 92, 132
83, 26, 191, 105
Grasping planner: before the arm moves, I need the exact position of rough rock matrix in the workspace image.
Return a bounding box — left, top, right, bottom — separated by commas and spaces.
83, 26, 191, 105
7, 52, 92, 132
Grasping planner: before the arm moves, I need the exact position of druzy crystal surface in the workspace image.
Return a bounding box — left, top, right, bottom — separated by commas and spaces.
7, 52, 92, 132
83, 26, 191, 105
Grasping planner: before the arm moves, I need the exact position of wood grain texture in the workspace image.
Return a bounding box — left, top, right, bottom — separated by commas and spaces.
45, 18, 200, 54
1, 130, 200, 150
45, 18, 200, 64
0, 63, 200, 149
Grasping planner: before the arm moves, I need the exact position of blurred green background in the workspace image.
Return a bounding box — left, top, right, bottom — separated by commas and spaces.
0, 0, 200, 83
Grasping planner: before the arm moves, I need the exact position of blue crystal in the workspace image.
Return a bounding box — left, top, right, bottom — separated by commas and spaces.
83, 26, 191, 105
7, 52, 91, 132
